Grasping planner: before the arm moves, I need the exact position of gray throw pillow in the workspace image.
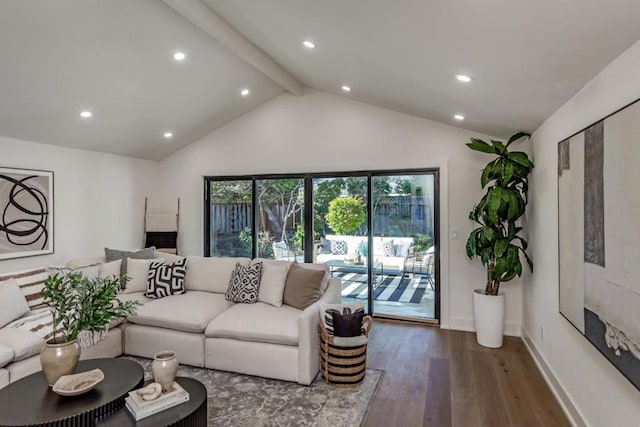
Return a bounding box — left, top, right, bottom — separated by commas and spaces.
105, 247, 155, 289
283, 263, 324, 310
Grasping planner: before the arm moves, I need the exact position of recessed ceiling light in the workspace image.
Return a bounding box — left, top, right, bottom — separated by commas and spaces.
164, 132, 173, 139
302, 40, 316, 49
455, 74, 472, 83
240, 88, 250, 97
454, 114, 465, 121
341, 85, 351, 92
80, 111, 92, 118
173, 52, 186, 61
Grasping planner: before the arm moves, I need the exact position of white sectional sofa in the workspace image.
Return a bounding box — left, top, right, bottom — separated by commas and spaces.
0, 254, 340, 389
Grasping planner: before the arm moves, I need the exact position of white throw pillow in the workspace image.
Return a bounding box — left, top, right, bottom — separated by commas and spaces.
123, 258, 165, 294
185, 256, 250, 293
47, 264, 101, 280
251, 258, 291, 307
0, 279, 30, 329
99, 259, 123, 280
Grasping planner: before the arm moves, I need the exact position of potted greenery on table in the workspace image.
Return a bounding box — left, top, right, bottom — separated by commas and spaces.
465, 132, 534, 348
40, 273, 139, 386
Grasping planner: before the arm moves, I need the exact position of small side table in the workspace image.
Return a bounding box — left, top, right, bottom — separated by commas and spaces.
0, 358, 144, 427
96, 377, 207, 427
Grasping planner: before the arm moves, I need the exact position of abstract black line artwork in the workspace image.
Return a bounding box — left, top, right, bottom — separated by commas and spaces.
558, 99, 640, 392
0, 167, 53, 260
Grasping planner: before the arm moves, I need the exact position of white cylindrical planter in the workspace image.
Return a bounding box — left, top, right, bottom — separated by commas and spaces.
473, 289, 505, 348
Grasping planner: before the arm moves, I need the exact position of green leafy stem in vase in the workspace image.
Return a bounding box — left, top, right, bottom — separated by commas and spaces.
42, 273, 140, 343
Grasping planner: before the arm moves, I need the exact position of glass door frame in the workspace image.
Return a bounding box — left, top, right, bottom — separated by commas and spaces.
204, 167, 440, 323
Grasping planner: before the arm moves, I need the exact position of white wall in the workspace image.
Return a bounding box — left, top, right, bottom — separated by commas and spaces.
525, 39, 640, 426
0, 136, 158, 273
155, 88, 525, 333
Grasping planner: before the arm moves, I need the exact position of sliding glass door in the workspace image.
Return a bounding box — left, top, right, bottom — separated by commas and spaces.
312, 176, 371, 314
372, 173, 436, 319
256, 178, 305, 261
205, 169, 439, 322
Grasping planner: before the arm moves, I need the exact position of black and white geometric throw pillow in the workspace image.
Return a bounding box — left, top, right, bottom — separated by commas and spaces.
225, 262, 263, 303
145, 258, 187, 298
330, 240, 348, 255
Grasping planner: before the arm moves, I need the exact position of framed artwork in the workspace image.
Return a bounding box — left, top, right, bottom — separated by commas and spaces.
0, 167, 54, 260
558, 98, 640, 391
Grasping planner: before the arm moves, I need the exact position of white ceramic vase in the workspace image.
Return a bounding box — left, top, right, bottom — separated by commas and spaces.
152, 351, 178, 391
473, 289, 505, 348
40, 338, 81, 386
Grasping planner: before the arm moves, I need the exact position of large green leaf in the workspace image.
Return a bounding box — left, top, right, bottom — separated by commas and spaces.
503, 160, 515, 184
508, 151, 534, 168
467, 139, 495, 154
487, 187, 503, 224
495, 239, 509, 257
506, 132, 530, 147
466, 231, 478, 258
491, 140, 506, 154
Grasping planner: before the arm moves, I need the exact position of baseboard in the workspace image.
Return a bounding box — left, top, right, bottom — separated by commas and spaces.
447, 316, 521, 337
521, 327, 588, 427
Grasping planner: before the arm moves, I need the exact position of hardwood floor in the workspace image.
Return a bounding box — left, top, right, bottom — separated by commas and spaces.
364, 321, 570, 427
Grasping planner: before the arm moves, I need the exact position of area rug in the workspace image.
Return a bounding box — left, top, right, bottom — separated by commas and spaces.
124, 356, 383, 427
337, 270, 433, 303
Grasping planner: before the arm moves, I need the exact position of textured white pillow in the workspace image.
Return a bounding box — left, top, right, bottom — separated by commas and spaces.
0, 279, 30, 329
185, 256, 250, 293
99, 259, 123, 280
251, 258, 291, 307
123, 258, 165, 294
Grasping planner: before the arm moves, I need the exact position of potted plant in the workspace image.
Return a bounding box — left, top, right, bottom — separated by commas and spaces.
40, 272, 139, 386
465, 132, 534, 348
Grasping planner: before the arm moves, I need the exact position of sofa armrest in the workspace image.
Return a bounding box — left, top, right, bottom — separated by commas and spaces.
297, 278, 341, 384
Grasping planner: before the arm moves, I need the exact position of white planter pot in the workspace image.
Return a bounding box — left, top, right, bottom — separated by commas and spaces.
473, 289, 505, 348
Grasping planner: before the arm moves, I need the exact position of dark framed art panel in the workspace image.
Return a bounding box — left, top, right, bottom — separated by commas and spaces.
558, 97, 640, 391
0, 167, 54, 260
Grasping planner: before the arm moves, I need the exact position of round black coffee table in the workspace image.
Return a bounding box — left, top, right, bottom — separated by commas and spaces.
0, 358, 144, 427
96, 377, 207, 427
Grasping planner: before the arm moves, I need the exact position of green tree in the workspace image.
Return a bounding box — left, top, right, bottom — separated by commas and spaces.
326, 196, 366, 235
313, 178, 345, 237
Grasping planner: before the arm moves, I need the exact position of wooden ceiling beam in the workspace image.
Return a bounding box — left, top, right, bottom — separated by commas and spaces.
163, 0, 303, 96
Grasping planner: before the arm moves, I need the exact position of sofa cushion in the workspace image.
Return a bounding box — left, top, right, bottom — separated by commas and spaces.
251, 258, 291, 307
283, 263, 325, 310
0, 268, 48, 310
124, 258, 164, 294
225, 262, 263, 304
105, 247, 156, 289
117, 291, 152, 306
0, 279, 30, 329
100, 259, 122, 279
0, 344, 13, 368
145, 258, 187, 298
297, 263, 330, 295
47, 264, 101, 280
205, 303, 301, 346
185, 256, 250, 293
0, 328, 43, 361
127, 291, 232, 333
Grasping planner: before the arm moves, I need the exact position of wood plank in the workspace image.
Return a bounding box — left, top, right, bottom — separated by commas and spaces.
423, 357, 452, 427
363, 321, 569, 427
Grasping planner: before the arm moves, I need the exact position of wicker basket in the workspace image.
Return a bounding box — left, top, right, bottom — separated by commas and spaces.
318, 316, 373, 387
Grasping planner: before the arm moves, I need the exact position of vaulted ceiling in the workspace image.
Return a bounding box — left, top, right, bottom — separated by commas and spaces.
1, 0, 640, 160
